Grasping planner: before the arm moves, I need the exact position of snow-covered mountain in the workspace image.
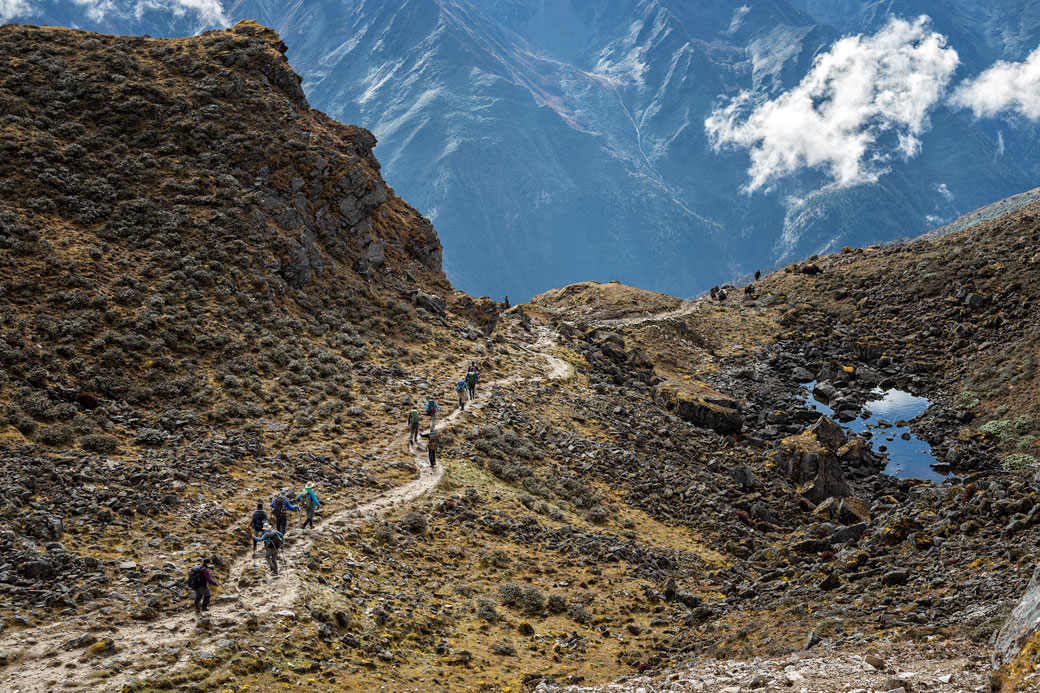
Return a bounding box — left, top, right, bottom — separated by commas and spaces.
4, 0, 1036, 299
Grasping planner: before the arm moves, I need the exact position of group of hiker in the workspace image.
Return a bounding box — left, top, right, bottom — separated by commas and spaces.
407, 362, 482, 470
188, 362, 488, 615
188, 486, 323, 613
455, 362, 480, 410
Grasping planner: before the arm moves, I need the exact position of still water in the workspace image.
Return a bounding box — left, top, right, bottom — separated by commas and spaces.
802, 382, 948, 482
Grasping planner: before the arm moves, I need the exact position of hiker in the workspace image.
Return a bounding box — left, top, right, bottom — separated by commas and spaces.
188, 558, 219, 614
744, 284, 755, 298
253, 524, 284, 575
250, 502, 267, 535
503, 295, 510, 309
427, 429, 439, 468
456, 376, 467, 410
426, 398, 440, 433
754, 269, 761, 281
408, 404, 421, 445
465, 366, 479, 401
297, 485, 321, 529
270, 493, 298, 536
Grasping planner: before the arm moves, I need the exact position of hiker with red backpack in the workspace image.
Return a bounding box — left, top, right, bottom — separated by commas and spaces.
427, 429, 439, 468
187, 558, 219, 614
270, 493, 298, 536
253, 524, 284, 575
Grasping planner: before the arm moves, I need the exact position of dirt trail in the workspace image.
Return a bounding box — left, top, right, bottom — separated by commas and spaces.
591, 299, 700, 328
0, 333, 573, 693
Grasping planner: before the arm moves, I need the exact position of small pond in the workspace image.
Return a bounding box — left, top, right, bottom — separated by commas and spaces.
802, 381, 948, 482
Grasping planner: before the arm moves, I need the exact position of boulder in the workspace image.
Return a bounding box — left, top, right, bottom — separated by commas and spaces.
779, 417, 853, 503
813, 380, 838, 403
665, 388, 742, 436
728, 464, 764, 489
994, 562, 1040, 668
412, 291, 446, 316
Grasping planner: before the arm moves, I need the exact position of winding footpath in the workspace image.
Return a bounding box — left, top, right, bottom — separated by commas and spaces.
0, 330, 573, 693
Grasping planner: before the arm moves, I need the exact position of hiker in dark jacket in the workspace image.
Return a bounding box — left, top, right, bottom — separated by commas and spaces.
253, 526, 284, 575
270, 494, 298, 536
408, 405, 421, 445
192, 558, 219, 613
250, 502, 267, 534
465, 368, 479, 401
297, 486, 321, 529
427, 430, 439, 468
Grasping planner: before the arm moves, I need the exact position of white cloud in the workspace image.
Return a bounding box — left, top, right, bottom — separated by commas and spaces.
71, 0, 117, 22
952, 44, 1040, 120
70, 0, 226, 25
134, 0, 226, 25
706, 16, 959, 192
0, 0, 36, 22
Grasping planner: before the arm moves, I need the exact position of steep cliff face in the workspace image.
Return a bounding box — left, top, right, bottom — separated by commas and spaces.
0, 20, 447, 448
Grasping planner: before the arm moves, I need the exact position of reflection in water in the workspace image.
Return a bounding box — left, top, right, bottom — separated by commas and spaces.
802, 382, 947, 483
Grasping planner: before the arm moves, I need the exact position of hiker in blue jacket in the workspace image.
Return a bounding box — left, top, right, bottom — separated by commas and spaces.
297, 486, 321, 529
253, 525, 284, 575
456, 377, 467, 410
270, 493, 298, 536
425, 398, 440, 433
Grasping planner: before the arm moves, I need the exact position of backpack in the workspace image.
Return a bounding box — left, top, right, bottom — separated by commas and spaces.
272, 496, 286, 518
428, 436, 439, 452
466, 371, 478, 386
187, 566, 203, 589
409, 409, 420, 425
251, 510, 266, 531
426, 401, 437, 415
456, 379, 466, 392
270, 531, 283, 549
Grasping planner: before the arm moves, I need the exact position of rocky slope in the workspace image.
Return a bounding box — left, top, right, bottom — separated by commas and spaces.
1, 20, 1040, 693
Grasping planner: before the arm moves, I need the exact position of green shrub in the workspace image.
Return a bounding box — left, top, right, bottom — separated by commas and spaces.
476, 597, 497, 622
499, 583, 522, 607
1002, 454, 1037, 471
401, 511, 427, 534
979, 417, 1035, 446
133, 428, 166, 446
374, 522, 396, 546
38, 424, 75, 446
81, 434, 119, 453
567, 603, 591, 624
519, 586, 545, 613
547, 594, 566, 614
955, 390, 980, 410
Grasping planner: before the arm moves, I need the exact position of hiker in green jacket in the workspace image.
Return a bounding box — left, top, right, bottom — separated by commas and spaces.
297, 485, 321, 529
465, 368, 479, 402
408, 405, 421, 445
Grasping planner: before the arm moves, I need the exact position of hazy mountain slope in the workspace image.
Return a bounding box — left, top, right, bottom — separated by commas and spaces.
2, 0, 1034, 301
